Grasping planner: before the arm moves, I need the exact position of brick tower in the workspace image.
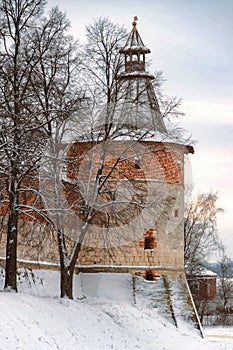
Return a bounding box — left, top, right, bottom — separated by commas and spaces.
76, 17, 191, 271
73, 17, 200, 328
70, 18, 201, 331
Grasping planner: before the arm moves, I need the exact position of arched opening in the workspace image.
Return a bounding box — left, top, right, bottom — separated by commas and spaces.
139, 53, 144, 61
126, 54, 131, 62
144, 236, 155, 250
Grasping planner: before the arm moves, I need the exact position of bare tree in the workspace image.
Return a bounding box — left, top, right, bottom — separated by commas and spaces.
40, 111, 156, 298
219, 253, 233, 315
36, 18, 128, 298
28, 6, 82, 135
0, 1, 81, 291
81, 17, 127, 106
184, 191, 224, 276
0, 0, 46, 291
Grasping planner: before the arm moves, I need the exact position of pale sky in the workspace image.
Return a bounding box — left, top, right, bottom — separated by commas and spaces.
47, 0, 233, 257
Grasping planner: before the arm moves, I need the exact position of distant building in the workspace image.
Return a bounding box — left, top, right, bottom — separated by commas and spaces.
188, 269, 217, 300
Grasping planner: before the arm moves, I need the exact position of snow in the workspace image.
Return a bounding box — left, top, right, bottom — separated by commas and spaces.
80, 273, 134, 304
119, 71, 154, 78
193, 268, 218, 277
0, 268, 232, 350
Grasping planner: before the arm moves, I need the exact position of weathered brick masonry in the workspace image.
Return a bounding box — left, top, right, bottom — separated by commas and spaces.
68, 140, 188, 271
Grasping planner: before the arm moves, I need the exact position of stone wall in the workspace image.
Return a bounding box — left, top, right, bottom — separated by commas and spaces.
0, 140, 188, 273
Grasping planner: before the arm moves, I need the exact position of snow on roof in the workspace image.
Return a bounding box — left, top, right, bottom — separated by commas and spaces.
118, 71, 154, 79
120, 45, 150, 53
192, 268, 218, 277
119, 17, 150, 54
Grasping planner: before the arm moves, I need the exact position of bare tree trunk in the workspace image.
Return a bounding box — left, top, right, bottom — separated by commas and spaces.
4, 180, 18, 291
57, 229, 73, 299
58, 226, 88, 299
60, 266, 74, 299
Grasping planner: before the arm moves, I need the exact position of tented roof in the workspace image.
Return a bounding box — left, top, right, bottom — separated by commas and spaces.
119, 16, 150, 54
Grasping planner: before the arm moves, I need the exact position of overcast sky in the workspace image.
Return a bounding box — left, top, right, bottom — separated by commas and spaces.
47, 0, 233, 257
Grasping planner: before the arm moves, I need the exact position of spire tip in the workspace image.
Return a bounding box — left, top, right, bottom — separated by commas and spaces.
132, 16, 138, 27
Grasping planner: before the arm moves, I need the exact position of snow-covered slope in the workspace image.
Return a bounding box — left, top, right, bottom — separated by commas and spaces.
0, 269, 232, 350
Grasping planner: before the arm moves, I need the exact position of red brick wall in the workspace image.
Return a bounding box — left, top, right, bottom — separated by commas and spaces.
66, 141, 184, 184
199, 277, 217, 300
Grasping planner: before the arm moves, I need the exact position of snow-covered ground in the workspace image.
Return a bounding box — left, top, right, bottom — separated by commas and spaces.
0, 269, 232, 350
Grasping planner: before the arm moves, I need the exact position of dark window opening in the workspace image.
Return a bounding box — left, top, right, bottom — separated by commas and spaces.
144, 236, 156, 250
134, 157, 140, 169
145, 271, 154, 281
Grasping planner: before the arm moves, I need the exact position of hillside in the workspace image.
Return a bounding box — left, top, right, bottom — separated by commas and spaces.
0, 269, 232, 350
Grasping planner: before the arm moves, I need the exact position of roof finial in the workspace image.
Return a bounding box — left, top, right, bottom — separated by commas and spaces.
132, 16, 138, 28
